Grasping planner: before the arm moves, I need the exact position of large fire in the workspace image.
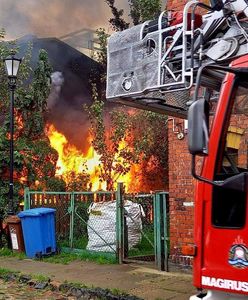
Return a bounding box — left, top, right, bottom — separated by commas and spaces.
46, 124, 137, 192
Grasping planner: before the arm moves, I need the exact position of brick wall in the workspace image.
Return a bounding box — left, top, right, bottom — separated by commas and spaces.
167, 0, 210, 11
167, 0, 186, 11
166, 0, 209, 269
167, 118, 195, 267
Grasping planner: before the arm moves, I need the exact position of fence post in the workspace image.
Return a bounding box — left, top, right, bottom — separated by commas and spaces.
154, 192, 169, 271
69, 192, 75, 248
163, 192, 169, 272
116, 182, 124, 264
24, 187, 30, 210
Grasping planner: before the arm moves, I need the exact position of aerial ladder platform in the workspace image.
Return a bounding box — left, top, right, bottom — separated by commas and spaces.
106, 0, 248, 118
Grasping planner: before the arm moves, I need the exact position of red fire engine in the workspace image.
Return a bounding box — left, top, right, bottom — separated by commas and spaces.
188, 58, 248, 299
107, 0, 248, 299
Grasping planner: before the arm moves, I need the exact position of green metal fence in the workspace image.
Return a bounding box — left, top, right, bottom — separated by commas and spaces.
116, 189, 169, 271
24, 187, 117, 259
24, 185, 169, 270
154, 192, 169, 271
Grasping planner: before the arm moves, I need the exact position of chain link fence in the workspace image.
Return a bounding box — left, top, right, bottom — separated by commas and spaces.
24, 186, 169, 270
24, 189, 116, 257
123, 194, 155, 263
72, 192, 116, 253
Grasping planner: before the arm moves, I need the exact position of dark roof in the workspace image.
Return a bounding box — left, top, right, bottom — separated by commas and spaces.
17, 35, 100, 151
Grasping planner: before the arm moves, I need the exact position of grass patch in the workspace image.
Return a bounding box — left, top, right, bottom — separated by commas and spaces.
42, 252, 77, 265
43, 249, 117, 265
0, 247, 26, 260
0, 245, 117, 265
69, 237, 88, 249
32, 273, 50, 283
0, 267, 19, 280
111, 287, 129, 296
0, 248, 13, 256
72, 237, 88, 249
57, 236, 88, 249
0, 267, 48, 284
128, 226, 154, 257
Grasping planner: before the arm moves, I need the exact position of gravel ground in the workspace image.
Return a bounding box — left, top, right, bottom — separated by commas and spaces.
0, 279, 70, 300
0, 276, 143, 300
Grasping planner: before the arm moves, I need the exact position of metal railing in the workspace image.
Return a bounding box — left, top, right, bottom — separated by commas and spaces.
24, 188, 116, 255
116, 188, 169, 271
24, 186, 169, 270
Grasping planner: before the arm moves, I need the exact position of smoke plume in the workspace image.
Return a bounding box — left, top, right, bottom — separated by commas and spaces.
2, 0, 166, 153
1, 0, 167, 40
0, 0, 129, 39
47, 71, 65, 110
46, 63, 92, 153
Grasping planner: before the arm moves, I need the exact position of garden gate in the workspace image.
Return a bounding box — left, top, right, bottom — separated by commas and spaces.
116, 183, 169, 271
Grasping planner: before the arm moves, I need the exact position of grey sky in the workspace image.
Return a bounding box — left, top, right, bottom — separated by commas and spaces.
0, 0, 167, 39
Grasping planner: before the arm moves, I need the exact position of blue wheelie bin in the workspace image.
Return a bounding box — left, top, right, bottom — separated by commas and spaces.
18, 208, 56, 258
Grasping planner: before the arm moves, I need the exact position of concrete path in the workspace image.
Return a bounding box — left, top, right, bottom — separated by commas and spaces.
0, 257, 196, 300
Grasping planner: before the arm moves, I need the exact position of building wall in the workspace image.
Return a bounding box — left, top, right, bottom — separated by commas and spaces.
166, 0, 196, 267
168, 118, 195, 266
166, 0, 210, 268
167, 0, 210, 11
167, 0, 185, 11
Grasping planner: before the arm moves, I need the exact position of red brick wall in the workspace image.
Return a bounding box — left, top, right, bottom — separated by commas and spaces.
167, 118, 195, 266
166, 0, 210, 268
167, 0, 210, 11
167, 0, 186, 11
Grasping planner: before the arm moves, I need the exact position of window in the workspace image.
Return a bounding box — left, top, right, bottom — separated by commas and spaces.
212, 82, 248, 228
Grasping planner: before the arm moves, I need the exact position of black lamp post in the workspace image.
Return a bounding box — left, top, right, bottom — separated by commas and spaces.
4, 54, 22, 215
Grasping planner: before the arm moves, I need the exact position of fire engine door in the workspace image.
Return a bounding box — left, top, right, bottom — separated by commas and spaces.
202, 79, 248, 284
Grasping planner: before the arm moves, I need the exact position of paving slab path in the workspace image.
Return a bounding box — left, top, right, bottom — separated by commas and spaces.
0, 257, 196, 300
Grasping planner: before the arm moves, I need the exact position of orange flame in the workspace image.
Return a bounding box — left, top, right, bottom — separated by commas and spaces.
46, 124, 136, 191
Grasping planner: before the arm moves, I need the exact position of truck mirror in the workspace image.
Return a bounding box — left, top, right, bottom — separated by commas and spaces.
221, 172, 247, 193
188, 98, 210, 156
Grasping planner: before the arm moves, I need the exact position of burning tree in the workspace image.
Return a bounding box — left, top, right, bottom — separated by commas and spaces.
0, 34, 60, 235
86, 0, 168, 192
127, 110, 168, 190
11, 49, 59, 190
85, 97, 137, 191
46, 123, 91, 191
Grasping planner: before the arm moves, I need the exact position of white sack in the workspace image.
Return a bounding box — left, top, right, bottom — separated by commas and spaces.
86, 200, 145, 252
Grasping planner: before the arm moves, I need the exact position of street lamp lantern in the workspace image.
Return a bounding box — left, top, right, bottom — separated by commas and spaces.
4, 55, 22, 80
3, 53, 22, 215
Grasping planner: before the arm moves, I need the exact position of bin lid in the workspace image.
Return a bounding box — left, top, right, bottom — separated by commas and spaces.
18, 207, 56, 218
6, 215, 21, 224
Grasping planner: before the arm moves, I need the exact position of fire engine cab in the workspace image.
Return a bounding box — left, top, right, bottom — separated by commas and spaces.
188, 59, 248, 299
106, 0, 248, 299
